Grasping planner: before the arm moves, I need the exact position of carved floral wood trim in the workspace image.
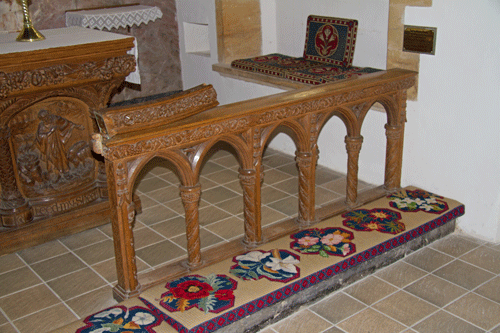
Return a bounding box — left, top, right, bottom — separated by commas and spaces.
0, 55, 135, 99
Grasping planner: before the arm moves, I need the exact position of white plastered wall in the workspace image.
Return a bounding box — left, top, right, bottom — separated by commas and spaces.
175, 0, 500, 242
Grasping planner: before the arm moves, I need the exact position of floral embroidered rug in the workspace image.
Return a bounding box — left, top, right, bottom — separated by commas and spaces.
54, 187, 464, 333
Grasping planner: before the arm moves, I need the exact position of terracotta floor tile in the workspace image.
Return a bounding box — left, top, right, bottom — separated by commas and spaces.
372, 290, 438, 326
430, 234, 481, 257
198, 205, 233, 226
344, 276, 398, 305
0, 267, 42, 297
136, 204, 179, 226
412, 310, 484, 333
460, 245, 500, 274
137, 194, 159, 209
216, 195, 244, 215
200, 161, 226, 175
404, 274, 468, 307
0, 253, 26, 273
262, 154, 294, 168
404, 247, 454, 272
149, 216, 188, 239
133, 227, 166, 250
272, 177, 298, 195
261, 205, 292, 225
13, 303, 77, 333
491, 326, 500, 333
204, 216, 245, 241
65, 285, 117, 318
135, 177, 170, 193
262, 168, 293, 184
212, 154, 240, 168
337, 308, 406, 333
92, 257, 150, 284
433, 259, 494, 290
0, 323, 17, 333
222, 179, 244, 195
135, 239, 186, 267
445, 293, 500, 330
321, 177, 347, 194
170, 228, 225, 250
59, 228, 109, 250
30, 252, 87, 281
272, 309, 331, 333
267, 196, 299, 217
145, 185, 181, 204
322, 327, 345, 333
202, 169, 239, 185
47, 268, 108, 301
261, 185, 290, 204
375, 261, 428, 288
0, 284, 60, 320
73, 239, 115, 266
310, 292, 366, 324
474, 276, 500, 304
315, 186, 342, 206
315, 166, 343, 185
0, 310, 7, 325
201, 186, 239, 204
17, 240, 68, 264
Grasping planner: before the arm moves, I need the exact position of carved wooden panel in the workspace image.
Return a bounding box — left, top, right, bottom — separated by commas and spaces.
9, 97, 96, 216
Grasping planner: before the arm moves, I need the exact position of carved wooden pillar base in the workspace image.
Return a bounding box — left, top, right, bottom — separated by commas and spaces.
0, 127, 33, 227
384, 124, 403, 192
239, 168, 263, 247
113, 282, 142, 302
345, 136, 363, 207
179, 184, 204, 269
295, 151, 318, 226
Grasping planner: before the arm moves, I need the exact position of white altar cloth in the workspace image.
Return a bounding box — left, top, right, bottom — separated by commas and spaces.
65, 5, 163, 31
0, 27, 139, 84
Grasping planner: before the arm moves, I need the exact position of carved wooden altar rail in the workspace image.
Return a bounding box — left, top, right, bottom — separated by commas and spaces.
92, 68, 417, 300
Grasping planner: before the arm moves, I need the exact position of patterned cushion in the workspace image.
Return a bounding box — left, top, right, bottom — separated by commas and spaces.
285, 65, 381, 85
322, 67, 381, 82
303, 15, 358, 67
231, 54, 320, 78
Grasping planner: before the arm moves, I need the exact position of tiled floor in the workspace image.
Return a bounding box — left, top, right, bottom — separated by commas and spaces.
0, 148, 499, 332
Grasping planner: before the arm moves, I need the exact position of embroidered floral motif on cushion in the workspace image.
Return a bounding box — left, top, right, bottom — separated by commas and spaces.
159, 274, 237, 314
388, 189, 449, 214
76, 305, 161, 333
290, 228, 356, 258
342, 208, 405, 234
229, 249, 300, 283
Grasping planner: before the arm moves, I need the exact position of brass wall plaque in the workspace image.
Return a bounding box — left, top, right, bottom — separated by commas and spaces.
403, 25, 437, 55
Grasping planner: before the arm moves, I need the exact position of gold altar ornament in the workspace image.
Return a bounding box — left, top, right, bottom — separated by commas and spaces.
16, 0, 45, 42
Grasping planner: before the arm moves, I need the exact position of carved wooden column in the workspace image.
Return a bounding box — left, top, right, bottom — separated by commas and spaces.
296, 149, 318, 226
106, 160, 141, 301
345, 136, 363, 206
179, 184, 203, 268
0, 127, 33, 227
384, 124, 404, 191
239, 168, 262, 246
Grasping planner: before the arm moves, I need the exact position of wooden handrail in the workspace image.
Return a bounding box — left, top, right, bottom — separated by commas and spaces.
92, 68, 417, 301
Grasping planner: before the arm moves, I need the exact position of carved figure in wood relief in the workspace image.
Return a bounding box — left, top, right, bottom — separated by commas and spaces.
35, 109, 84, 176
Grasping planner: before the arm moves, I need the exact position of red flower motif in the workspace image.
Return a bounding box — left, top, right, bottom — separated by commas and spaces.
170, 280, 213, 300
214, 289, 234, 301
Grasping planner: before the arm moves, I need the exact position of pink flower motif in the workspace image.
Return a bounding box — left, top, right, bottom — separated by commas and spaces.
321, 233, 344, 246
298, 236, 319, 246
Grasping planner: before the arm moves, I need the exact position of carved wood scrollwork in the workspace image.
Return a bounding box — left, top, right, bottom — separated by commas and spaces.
0, 55, 135, 99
